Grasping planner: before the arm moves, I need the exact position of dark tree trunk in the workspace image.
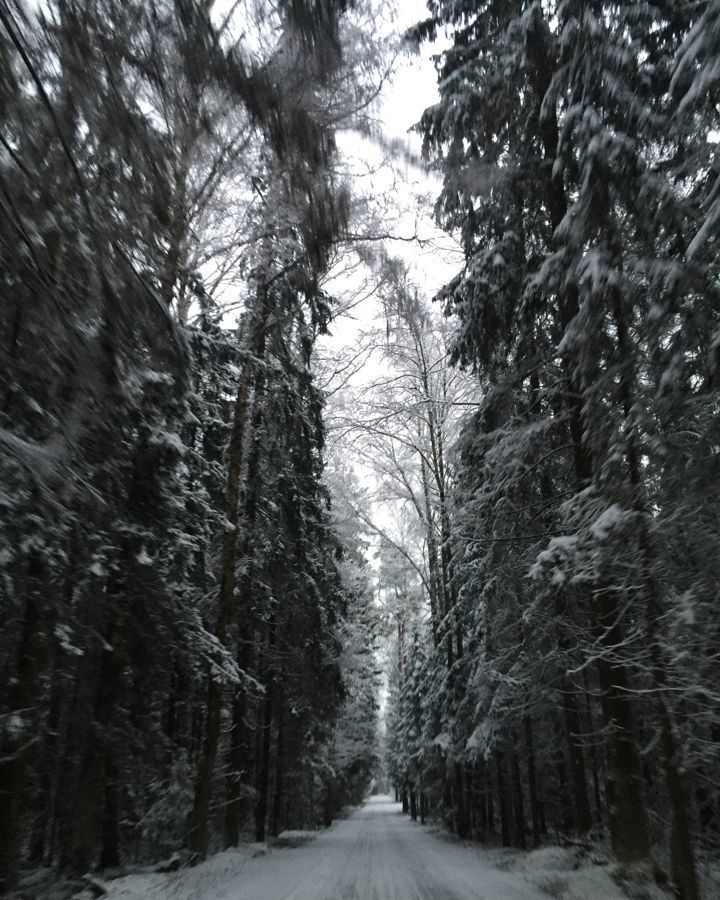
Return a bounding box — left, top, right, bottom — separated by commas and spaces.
465, 764, 474, 838
496, 755, 511, 847
527, 10, 651, 865
594, 628, 650, 864
487, 784, 495, 838
0, 740, 27, 892
323, 782, 335, 828
29, 535, 77, 868
189, 678, 223, 857
100, 755, 120, 870
476, 764, 488, 841
611, 291, 700, 899
224, 675, 251, 847
271, 712, 284, 838
0, 566, 45, 891
420, 457, 441, 646
223, 592, 260, 848
56, 656, 100, 873
190, 280, 267, 858
583, 671, 604, 826
224, 371, 266, 847
454, 762, 469, 839
525, 716, 541, 847
660, 705, 700, 900
562, 682, 592, 835
96, 621, 125, 872
511, 747, 526, 849
254, 619, 275, 843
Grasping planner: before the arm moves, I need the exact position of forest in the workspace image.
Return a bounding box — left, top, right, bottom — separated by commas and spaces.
1, 2, 719, 900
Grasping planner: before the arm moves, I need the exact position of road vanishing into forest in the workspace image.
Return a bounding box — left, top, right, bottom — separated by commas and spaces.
107, 795, 550, 900
222, 795, 547, 900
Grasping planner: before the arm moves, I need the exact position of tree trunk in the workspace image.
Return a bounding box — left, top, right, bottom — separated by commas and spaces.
465, 764, 474, 838
594, 619, 650, 864
0, 726, 27, 891
223, 379, 265, 848
486, 778, 495, 838
511, 746, 526, 849
189, 678, 223, 857
475, 763, 488, 840
100, 754, 120, 870
527, 10, 650, 864
454, 762, 469, 839
555, 742, 573, 835
0, 562, 45, 890
254, 620, 275, 843
583, 671, 604, 826
420, 457, 441, 646
561, 682, 592, 835
223, 642, 254, 848
525, 716, 541, 847
161, 147, 189, 311
189, 277, 267, 857
496, 755, 511, 847
611, 287, 700, 898
271, 713, 284, 838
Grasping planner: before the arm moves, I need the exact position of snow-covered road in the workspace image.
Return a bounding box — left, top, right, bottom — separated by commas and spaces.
262, 795, 546, 900
106, 795, 550, 900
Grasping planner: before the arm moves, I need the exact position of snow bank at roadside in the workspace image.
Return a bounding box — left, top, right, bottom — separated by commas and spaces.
273, 830, 318, 847
98, 835, 316, 900
504, 846, 627, 900
465, 845, 631, 900
483, 844, 720, 900
99, 845, 266, 900
15, 828, 720, 900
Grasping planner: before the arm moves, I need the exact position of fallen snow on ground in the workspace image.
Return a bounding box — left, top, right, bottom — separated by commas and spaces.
273, 829, 319, 847
483, 844, 664, 900
101, 796, 547, 900
96, 797, 710, 900
97, 845, 265, 900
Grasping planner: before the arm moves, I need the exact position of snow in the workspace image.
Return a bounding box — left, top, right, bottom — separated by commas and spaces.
273, 830, 318, 847
529, 535, 579, 583
54, 624, 85, 657
100, 796, 635, 900
486, 845, 671, 900
148, 428, 186, 456
135, 547, 153, 566
3, 713, 26, 739
16, 798, 708, 900
589, 504, 631, 540
142, 370, 176, 385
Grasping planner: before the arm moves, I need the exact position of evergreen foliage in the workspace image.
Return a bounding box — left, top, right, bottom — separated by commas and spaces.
383, 4, 720, 899
0, 0, 380, 890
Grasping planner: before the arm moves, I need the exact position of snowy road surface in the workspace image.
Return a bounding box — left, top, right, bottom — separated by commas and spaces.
106, 795, 550, 900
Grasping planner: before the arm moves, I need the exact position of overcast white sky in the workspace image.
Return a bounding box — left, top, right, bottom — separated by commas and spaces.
326, 0, 459, 345
323, 0, 463, 372
319, 1, 464, 563
380, 0, 442, 142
